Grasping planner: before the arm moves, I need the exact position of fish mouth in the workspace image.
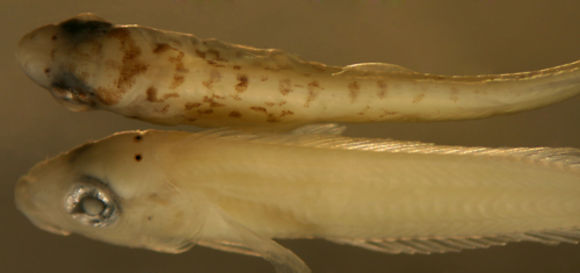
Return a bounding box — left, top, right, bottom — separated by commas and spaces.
49, 71, 98, 112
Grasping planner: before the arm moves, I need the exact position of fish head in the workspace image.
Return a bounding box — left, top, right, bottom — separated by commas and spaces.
17, 13, 136, 113
15, 130, 201, 254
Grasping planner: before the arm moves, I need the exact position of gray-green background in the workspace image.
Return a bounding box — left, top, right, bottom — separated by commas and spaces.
1, 0, 579, 272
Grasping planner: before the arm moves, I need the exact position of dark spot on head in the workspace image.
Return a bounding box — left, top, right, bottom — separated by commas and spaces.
235, 74, 248, 92
233, 65, 241, 70
51, 35, 58, 41
59, 18, 112, 41
44, 68, 51, 74
147, 216, 152, 221
134, 135, 142, 142
135, 154, 142, 161
229, 111, 242, 118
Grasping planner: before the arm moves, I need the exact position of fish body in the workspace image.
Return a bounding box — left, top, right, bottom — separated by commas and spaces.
15, 128, 580, 273
16, 13, 580, 130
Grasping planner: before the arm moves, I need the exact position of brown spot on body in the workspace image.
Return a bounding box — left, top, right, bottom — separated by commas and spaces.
279, 79, 292, 95
207, 49, 227, 62
96, 87, 122, 105
195, 49, 206, 59
267, 114, 279, 122
51, 35, 58, 41
235, 74, 249, 92
135, 154, 142, 161
203, 96, 225, 107
185, 102, 201, 110
44, 68, 51, 74
305, 81, 322, 107
207, 60, 225, 68
412, 93, 425, 104
170, 75, 185, 89
134, 135, 142, 142
250, 106, 267, 113
348, 81, 360, 103
147, 87, 179, 102
156, 104, 170, 113
280, 110, 294, 117
146, 87, 158, 102
108, 29, 149, 92
153, 43, 172, 54
169, 51, 189, 73
202, 70, 222, 89
229, 111, 242, 118
197, 109, 214, 114
233, 65, 241, 70
265, 102, 275, 107
377, 80, 388, 99
260, 76, 268, 82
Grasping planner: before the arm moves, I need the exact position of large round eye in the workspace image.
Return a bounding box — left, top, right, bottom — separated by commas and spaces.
65, 180, 118, 227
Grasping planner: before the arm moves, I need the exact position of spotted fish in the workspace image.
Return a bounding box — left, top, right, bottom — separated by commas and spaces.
15, 126, 580, 273
16, 13, 580, 130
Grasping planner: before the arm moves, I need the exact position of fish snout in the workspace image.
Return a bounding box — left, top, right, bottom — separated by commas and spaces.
14, 176, 71, 236
17, 24, 60, 89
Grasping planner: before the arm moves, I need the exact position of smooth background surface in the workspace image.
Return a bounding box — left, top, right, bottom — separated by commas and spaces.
1, 0, 579, 272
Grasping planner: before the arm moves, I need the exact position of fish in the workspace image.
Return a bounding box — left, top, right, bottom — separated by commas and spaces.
16, 13, 580, 130
14, 125, 580, 273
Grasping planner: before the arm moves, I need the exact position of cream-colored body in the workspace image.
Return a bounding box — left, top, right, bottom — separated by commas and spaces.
15, 128, 580, 273
17, 14, 580, 129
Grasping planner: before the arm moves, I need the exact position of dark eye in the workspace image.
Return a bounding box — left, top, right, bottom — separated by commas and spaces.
65, 181, 118, 227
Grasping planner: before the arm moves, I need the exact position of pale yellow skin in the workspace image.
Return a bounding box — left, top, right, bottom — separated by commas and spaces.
16, 14, 580, 130
15, 129, 580, 273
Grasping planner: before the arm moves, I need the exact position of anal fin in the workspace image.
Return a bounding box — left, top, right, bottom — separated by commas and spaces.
328, 228, 580, 255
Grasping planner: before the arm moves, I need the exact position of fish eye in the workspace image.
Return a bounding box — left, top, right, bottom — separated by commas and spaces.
65, 181, 118, 227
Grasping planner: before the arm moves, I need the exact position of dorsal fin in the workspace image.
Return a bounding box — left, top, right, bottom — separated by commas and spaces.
332, 62, 414, 78
191, 129, 580, 171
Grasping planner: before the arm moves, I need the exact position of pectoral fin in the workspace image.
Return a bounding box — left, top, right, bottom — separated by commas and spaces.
198, 212, 311, 273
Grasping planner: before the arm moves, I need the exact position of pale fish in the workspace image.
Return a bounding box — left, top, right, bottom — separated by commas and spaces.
16, 13, 580, 130
15, 126, 580, 273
